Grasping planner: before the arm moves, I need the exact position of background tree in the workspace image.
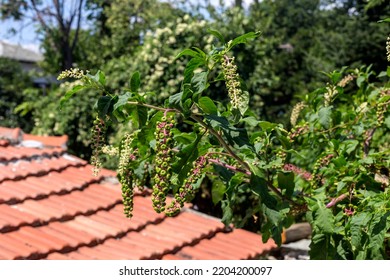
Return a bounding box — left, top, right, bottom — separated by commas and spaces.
0, 57, 33, 131
1, 0, 88, 71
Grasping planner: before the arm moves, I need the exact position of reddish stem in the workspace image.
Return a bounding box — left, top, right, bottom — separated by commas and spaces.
326, 193, 348, 208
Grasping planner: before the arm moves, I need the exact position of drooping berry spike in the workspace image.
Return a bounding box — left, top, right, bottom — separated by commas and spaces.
165, 155, 208, 217
117, 133, 137, 218
151, 113, 175, 213
90, 115, 107, 176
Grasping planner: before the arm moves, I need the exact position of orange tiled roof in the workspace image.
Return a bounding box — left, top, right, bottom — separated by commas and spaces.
0, 127, 276, 260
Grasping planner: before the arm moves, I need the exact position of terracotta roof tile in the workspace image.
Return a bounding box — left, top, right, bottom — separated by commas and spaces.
0, 127, 22, 143
0, 126, 277, 259
23, 134, 68, 149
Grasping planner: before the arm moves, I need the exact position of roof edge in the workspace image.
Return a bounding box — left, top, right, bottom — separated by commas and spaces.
0, 126, 68, 149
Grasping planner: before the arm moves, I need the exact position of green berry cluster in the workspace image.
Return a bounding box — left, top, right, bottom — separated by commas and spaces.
152, 114, 175, 213
287, 124, 308, 143
90, 115, 107, 176
120, 168, 134, 218
310, 154, 334, 188
117, 133, 137, 218
376, 91, 389, 126
386, 35, 390, 62
165, 155, 208, 217
276, 149, 287, 166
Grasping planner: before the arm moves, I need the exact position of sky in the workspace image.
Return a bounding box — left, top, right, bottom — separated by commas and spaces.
0, 18, 41, 52
0, 0, 254, 53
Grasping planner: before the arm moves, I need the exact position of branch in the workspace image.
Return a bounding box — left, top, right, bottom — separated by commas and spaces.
52, 0, 66, 33
30, 0, 50, 32
364, 127, 376, 156
190, 113, 250, 172
208, 158, 251, 176
326, 193, 348, 208
71, 0, 84, 52
126, 101, 180, 113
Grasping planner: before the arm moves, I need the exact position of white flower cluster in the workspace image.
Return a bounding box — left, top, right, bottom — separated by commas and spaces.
57, 68, 85, 80
387, 35, 390, 62
132, 15, 214, 96
324, 84, 337, 107
290, 102, 306, 127
222, 56, 245, 111
337, 74, 355, 88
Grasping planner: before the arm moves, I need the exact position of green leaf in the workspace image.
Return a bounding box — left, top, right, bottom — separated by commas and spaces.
241, 116, 259, 127
132, 105, 148, 129
336, 181, 347, 193
221, 200, 233, 225
369, 212, 390, 259
191, 47, 207, 58
378, 94, 390, 103
378, 18, 390, 23
213, 163, 234, 184
173, 131, 196, 144
310, 233, 332, 259
130, 71, 141, 92
250, 171, 277, 209
183, 57, 205, 84
336, 241, 348, 260
114, 92, 131, 111
205, 114, 251, 148
278, 172, 294, 198
238, 90, 249, 115
211, 180, 226, 205
59, 84, 86, 109
318, 106, 332, 129
169, 91, 183, 106
314, 203, 334, 234
330, 71, 342, 84
342, 140, 359, 155
227, 31, 260, 50
258, 121, 278, 132
356, 76, 365, 88
96, 96, 115, 118
98, 70, 106, 86
173, 133, 205, 182
198, 96, 217, 114
262, 205, 284, 245
207, 28, 225, 44
191, 71, 209, 94
333, 156, 347, 169
350, 212, 371, 251
175, 48, 205, 60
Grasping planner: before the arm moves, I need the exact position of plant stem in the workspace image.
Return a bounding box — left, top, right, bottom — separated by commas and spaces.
190, 113, 250, 171
127, 101, 180, 113
364, 127, 376, 156
326, 193, 348, 208
208, 158, 251, 176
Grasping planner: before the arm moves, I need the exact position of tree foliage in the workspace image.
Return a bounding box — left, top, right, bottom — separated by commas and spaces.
0, 57, 33, 131
1, 0, 89, 71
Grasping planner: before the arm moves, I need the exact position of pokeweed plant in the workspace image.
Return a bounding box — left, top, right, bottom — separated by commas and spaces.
58, 29, 390, 259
